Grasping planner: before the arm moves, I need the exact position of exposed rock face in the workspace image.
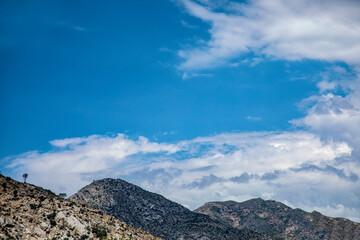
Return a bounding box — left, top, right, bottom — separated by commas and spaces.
70, 178, 268, 240
0, 175, 161, 240
195, 198, 360, 240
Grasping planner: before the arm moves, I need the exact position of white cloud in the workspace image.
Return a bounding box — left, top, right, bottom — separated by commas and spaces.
317, 80, 337, 93
178, 0, 360, 69
6, 134, 179, 194
50, 137, 85, 147
138, 132, 357, 218
292, 74, 360, 148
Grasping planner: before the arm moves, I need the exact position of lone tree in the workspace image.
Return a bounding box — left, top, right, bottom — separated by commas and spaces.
58, 193, 67, 198
23, 173, 28, 183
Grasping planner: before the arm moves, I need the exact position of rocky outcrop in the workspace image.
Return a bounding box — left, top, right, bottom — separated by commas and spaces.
70, 178, 268, 240
0, 175, 161, 240
195, 198, 360, 240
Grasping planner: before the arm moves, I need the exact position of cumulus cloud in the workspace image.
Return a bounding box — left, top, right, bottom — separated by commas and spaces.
178, 0, 360, 69
6, 134, 179, 194
5, 131, 360, 221
137, 132, 358, 214
292, 74, 360, 148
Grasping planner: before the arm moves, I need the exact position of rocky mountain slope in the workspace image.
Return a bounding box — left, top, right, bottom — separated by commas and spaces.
0, 174, 161, 240
70, 178, 268, 240
195, 198, 360, 240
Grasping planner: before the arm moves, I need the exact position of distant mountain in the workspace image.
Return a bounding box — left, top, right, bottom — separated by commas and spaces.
70, 178, 268, 240
195, 198, 360, 240
0, 175, 161, 240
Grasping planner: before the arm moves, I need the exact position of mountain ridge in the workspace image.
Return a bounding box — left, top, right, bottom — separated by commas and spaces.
70, 178, 268, 240
195, 198, 360, 240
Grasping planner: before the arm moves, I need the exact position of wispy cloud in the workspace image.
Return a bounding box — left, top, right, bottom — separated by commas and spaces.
178, 0, 360, 69
71, 26, 87, 32
245, 116, 262, 121
55, 22, 87, 32
181, 72, 213, 80
180, 20, 198, 29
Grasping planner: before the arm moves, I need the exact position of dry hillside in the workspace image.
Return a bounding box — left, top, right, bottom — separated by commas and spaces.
0, 174, 161, 240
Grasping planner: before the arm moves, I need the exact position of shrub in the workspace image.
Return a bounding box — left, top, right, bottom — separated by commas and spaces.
50, 219, 57, 227
45, 189, 55, 195
47, 212, 57, 220
92, 225, 108, 239
58, 193, 67, 198
80, 235, 89, 240
39, 196, 46, 202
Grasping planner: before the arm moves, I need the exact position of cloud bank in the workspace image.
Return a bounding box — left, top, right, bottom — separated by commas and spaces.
4, 130, 360, 221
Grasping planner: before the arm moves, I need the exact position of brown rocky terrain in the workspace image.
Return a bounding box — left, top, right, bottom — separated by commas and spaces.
195, 198, 360, 240
70, 178, 269, 240
0, 174, 161, 240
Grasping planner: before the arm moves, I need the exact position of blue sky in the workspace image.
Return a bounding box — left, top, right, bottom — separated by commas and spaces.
1, 0, 360, 221
0, 0, 326, 157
